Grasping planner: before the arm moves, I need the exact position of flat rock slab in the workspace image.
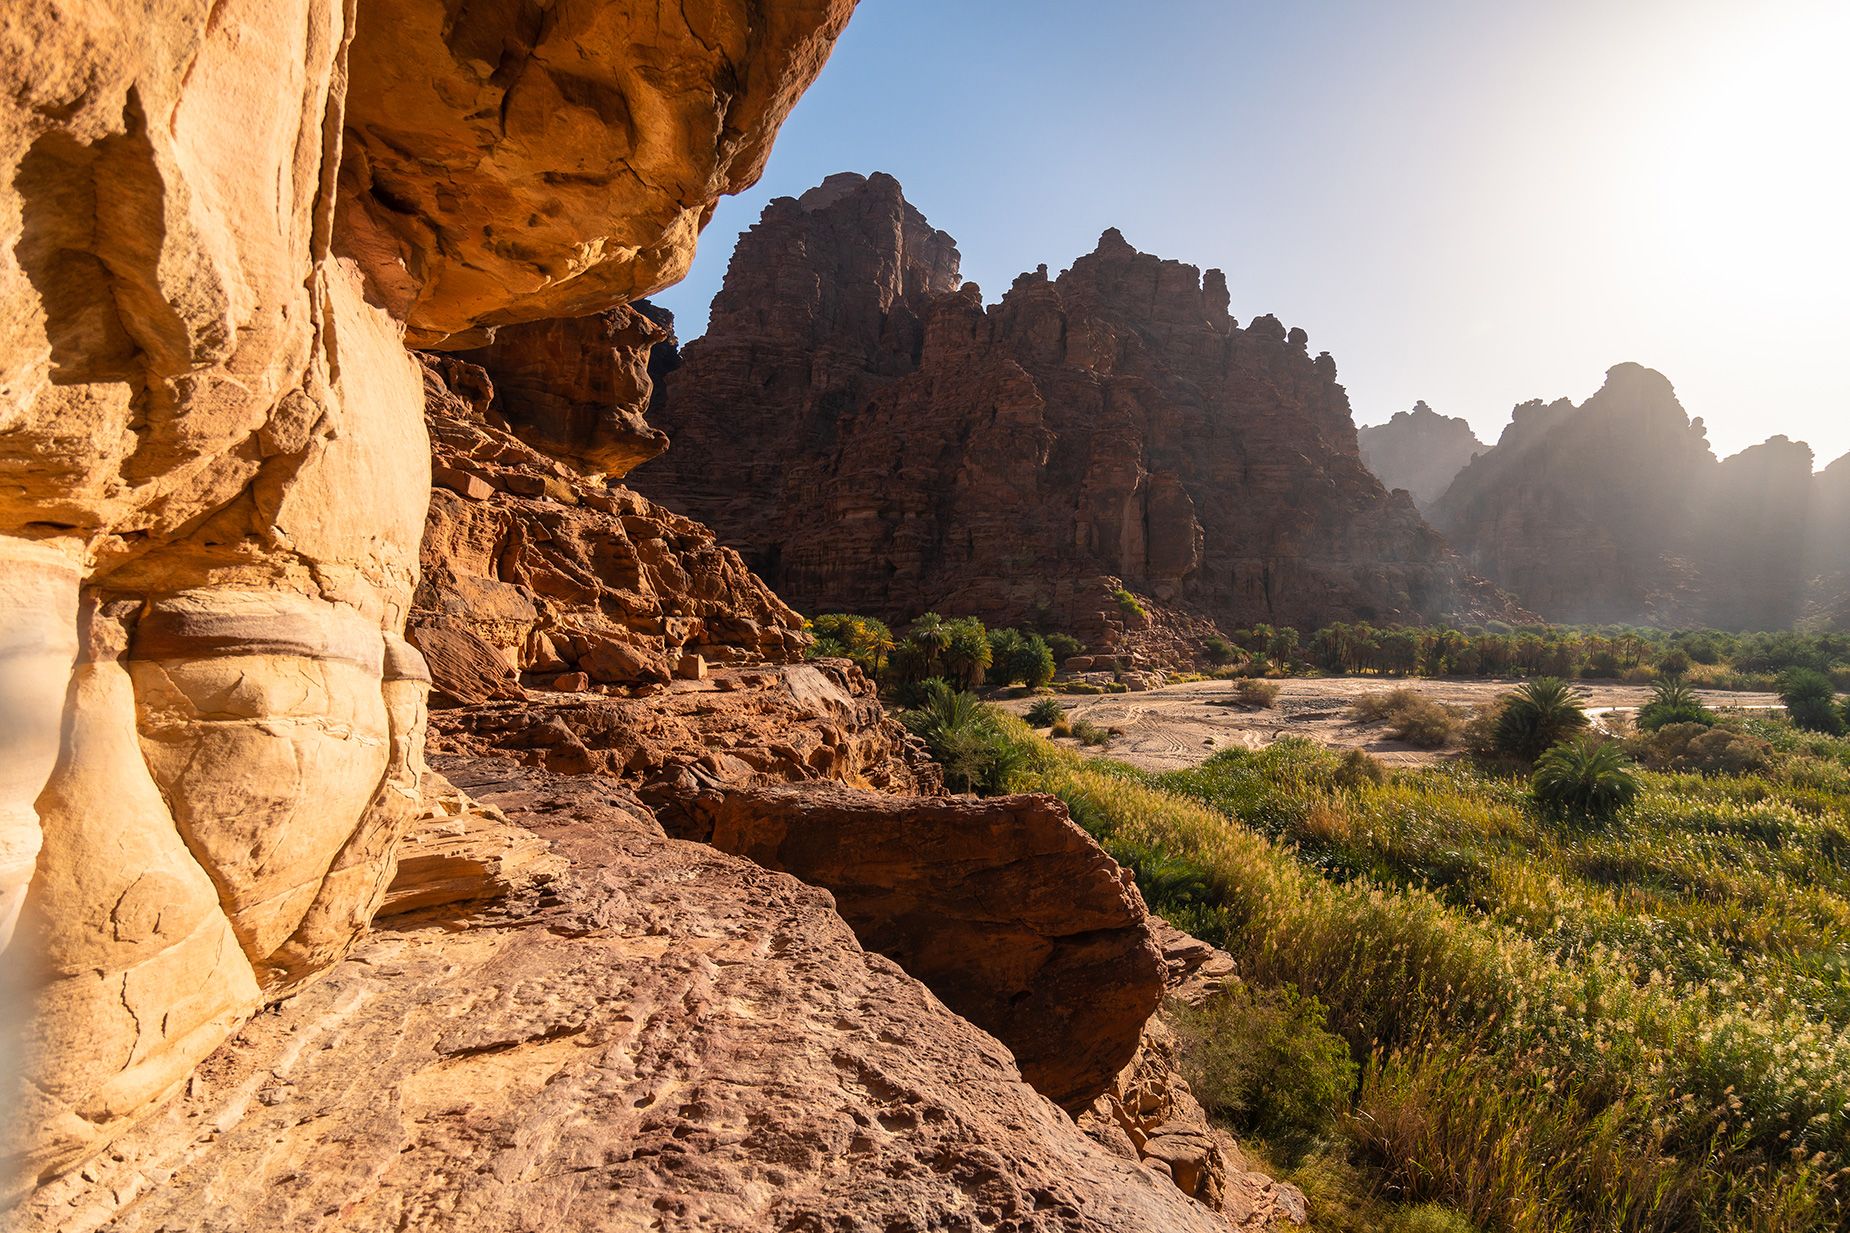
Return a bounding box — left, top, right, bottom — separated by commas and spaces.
17, 759, 1223, 1233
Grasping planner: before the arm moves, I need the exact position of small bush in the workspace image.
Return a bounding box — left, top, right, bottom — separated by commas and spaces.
1111, 587, 1148, 619
1352, 688, 1457, 749
1203, 635, 1237, 665
1531, 737, 1640, 822
1628, 721, 1773, 775
1636, 677, 1715, 731
1069, 717, 1114, 747
1656, 647, 1693, 678
1025, 697, 1066, 728
1335, 747, 1388, 789
1233, 678, 1282, 708
1777, 667, 1845, 734
1494, 678, 1589, 762
1045, 632, 1084, 663
1172, 984, 1358, 1165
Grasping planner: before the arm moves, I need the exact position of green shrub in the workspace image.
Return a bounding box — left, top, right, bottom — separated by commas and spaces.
1069, 717, 1114, 747
1493, 678, 1589, 761
1636, 677, 1715, 731
1628, 721, 1773, 775
1778, 667, 1845, 735
1335, 747, 1388, 789
1025, 697, 1066, 728
987, 627, 1057, 689
1233, 678, 1282, 708
1171, 984, 1358, 1165
1045, 632, 1084, 663
1111, 587, 1147, 619
806, 613, 894, 677
1353, 687, 1457, 749
1531, 737, 1640, 821
1203, 635, 1237, 665
900, 681, 1019, 793
1656, 647, 1693, 678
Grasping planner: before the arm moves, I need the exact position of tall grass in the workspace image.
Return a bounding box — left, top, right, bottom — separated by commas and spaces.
991, 715, 1849, 1232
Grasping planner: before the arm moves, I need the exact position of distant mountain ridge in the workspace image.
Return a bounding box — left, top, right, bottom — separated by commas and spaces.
1430, 363, 1842, 629
1358, 402, 1486, 511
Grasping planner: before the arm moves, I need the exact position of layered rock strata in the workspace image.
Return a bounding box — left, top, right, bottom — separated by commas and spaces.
631, 172, 1517, 648
3, 0, 854, 1188
1431, 364, 1819, 628
1357, 401, 1485, 511
14, 759, 1230, 1233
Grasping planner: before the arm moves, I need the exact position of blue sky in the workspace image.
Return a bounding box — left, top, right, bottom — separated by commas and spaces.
652, 0, 1850, 466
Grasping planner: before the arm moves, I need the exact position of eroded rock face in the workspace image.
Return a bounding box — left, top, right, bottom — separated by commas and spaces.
3, 0, 859, 1189
452, 305, 671, 476
338, 0, 857, 346
632, 173, 1517, 642
689, 783, 1166, 1113
1358, 401, 1486, 512
414, 355, 807, 701
1432, 364, 1817, 628
2, 0, 430, 1187
15, 759, 1228, 1233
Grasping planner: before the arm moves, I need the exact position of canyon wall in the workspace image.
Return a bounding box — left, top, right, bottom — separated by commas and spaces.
1, 0, 853, 1188
1357, 401, 1485, 511
632, 172, 1517, 646
1431, 364, 1820, 629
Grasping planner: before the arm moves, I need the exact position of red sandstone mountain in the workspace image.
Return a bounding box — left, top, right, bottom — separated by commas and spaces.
1430, 364, 1820, 629
1358, 401, 1486, 512
630, 172, 1517, 649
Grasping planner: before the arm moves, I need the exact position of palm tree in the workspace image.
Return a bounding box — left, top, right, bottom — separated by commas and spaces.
942, 617, 992, 690
1494, 677, 1589, 761
1532, 737, 1640, 821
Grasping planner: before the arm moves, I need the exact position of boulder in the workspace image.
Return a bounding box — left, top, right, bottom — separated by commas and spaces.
694, 783, 1166, 1112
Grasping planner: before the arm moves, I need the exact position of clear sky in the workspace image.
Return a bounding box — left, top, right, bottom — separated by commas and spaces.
652, 0, 1850, 467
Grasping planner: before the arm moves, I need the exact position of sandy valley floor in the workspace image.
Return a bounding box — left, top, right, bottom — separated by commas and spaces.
997, 677, 1783, 772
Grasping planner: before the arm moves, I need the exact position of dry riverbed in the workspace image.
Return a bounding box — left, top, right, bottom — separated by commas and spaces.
996, 677, 1783, 772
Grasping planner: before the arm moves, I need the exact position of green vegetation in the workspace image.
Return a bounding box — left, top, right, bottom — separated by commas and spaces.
1778, 668, 1846, 736
987, 626, 1057, 689
807, 612, 894, 676
1203, 634, 1239, 664
1045, 632, 1085, 663
1232, 677, 1282, 708
1228, 621, 1850, 688
1025, 697, 1066, 728
1530, 736, 1640, 821
1351, 687, 1460, 749
1636, 677, 1717, 731
921, 705, 1850, 1231
897, 681, 1019, 793
1171, 983, 1357, 1165
1492, 677, 1589, 762
1112, 586, 1148, 619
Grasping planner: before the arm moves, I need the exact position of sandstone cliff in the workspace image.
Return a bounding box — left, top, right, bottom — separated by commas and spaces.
632, 172, 1516, 648
1358, 401, 1486, 511
1431, 364, 1819, 629
2, 0, 852, 1190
